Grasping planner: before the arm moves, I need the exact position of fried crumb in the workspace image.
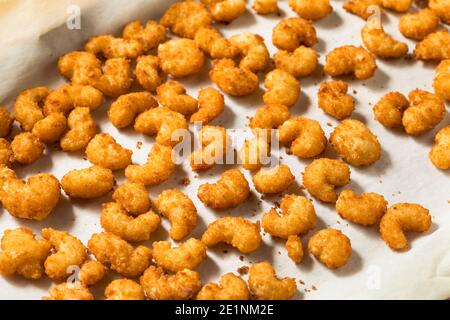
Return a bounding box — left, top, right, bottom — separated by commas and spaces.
136, 141, 143, 149
181, 177, 190, 186
239, 256, 245, 262
237, 266, 249, 275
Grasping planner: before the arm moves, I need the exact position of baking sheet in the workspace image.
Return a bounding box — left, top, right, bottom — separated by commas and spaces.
0, 0, 449, 300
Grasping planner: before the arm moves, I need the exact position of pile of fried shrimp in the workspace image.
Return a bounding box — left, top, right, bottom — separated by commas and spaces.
0, 0, 448, 300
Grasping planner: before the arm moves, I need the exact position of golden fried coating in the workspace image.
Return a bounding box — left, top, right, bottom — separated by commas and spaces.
61, 165, 115, 199
13, 86, 50, 131
161, 0, 212, 39
158, 39, 205, 78
373, 92, 409, 128
58, 51, 102, 85
336, 190, 387, 226
32, 113, 67, 144
79, 260, 105, 287
429, 126, 450, 170
10, 132, 44, 165
105, 279, 145, 300
274, 46, 319, 78
123, 20, 167, 52
343, 0, 380, 20
194, 26, 240, 59
86, 133, 132, 171
263, 69, 300, 108
202, 0, 247, 23
60, 107, 97, 152
0, 227, 51, 280
0, 107, 13, 138
240, 135, 270, 171
196, 273, 250, 300
399, 9, 440, 41
253, 0, 278, 14
0, 165, 15, 180
93, 58, 133, 97
88, 232, 152, 277
135, 55, 164, 93
272, 18, 317, 51
85, 35, 144, 59
248, 261, 296, 300
286, 235, 304, 263
361, 20, 408, 59
249, 104, 290, 136
190, 87, 225, 124
402, 89, 445, 135
210, 59, 259, 96
289, 0, 332, 20
229, 33, 270, 73
113, 182, 150, 216
0, 139, 13, 167
318, 81, 355, 120
42, 228, 87, 281
308, 229, 352, 269
429, 0, 450, 24
157, 81, 198, 116
415, 31, 450, 61
380, 203, 432, 250
434, 60, 450, 101
125, 144, 175, 186
278, 117, 327, 158
324, 45, 377, 80
154, 189, 198, 241
190, 126, 230, 172
303, 158, 351, 203
381, 0, 411, 12
262, 194, 317, 238
43, 283, 94, 300
198, 169, 250, 209
253, 165, 295, 194
152, 238, 207, 272
109, 92, 158, 129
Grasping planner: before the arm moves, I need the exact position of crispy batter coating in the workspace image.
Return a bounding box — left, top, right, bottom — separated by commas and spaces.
249, 104, 290, 136
190, 126, 230, 172
196, 273, 250, 300
303, 158, 351, 203
248, 261, 296, 300
43, 283, 94, 300
429, 0, 450, 24
125, 143, 175, 186
88, 232, 152, 277
0, 227, 51, 280
194, 26, 240, 59
190, 87, 225, 124
157, 81, 198, 116
0, 139, 13, 167
415, 31, 450, 61
79, 260, 105, 286
278, 117, 327, 158
373, 92, 409, 128
198, 169, 250, 209
105, 279, 144, 300
434, 60, 450, 101
253, 165, 295, 194
158, 39, 205, 78
85, 35, 144, 59
274, 46, 319, 78
0, 107, 13, 138
60, 107, 97, 152
324, 45, 377, 80
308, 229, 352, 269
58, 51, 102, 85
429, 126, 450, 170
61, 165, 115, 199
10, 132, 44, 165
381, 0, 411, 12
113, 182, 150, 216
286, 235, 304, 263
361, 20, 408, 59
0, 165, 15, 180
86, 133, 132, 170
262, 194, 317, 238
135, 55, 164, 93
109, 92, 158, 129
152, 238, 207, 272
289, 0, 332, 20
380, 203, 432, 250
336, 190, 387, 226
13, 87, 50, 131
343, 0, 380, 20
155, 189, 198, 241
229, 33, 270, 73
263, 69, 300, 108
399, 9, 440, 40
272, 18, 317, 51
253, 0, 278, 14
202, 0, 247, 23
32, 113, 67, 144
202, 217, 261, 253
210, 59, 259, 96
123, 20, 166, 52
318, 81, 355, 120
93, 58, 133, 97
240, 135, 270, 171
42, 228, 87, 281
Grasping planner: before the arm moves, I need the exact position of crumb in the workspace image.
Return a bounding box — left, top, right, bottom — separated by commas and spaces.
326, 122, 333, 127
312, 285, 317, 291
239, 256, 244, 262
223, 250, 228, 254
136, 141, 143, 149
237, 266, 249, 275
299, 280, 305, 285
181, 177, 190, 186
353, 90, 357, 95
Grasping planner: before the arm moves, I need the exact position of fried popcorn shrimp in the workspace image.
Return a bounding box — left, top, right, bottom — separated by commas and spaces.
286, 235, 304, 263
202, 0, 246, 23
112, 182, 150, 216
249, 104, 290, 135
86, 133, 132, 171
58, 51, 102, 85
0, 170, 60, 220
109, 92, 158, 129
134, 107, 188, 146
157, 81, 198, 116
248, 261, 296, 300
403, 89, 445, 135
190, 126, 229, 172
93, 58, 133, 97
161, 0, 212, 39
343, 0, 380, 20
274, 46, 319, 78
429, 0, 450, 24
253, 0, 278, 14
152, 238, 207, 272
60, 107, 96, 152
325, 46, 377, 80
415, 31, 450, 61
105, 279, 144, 300
135, 55, 164, 93
336, 190, 387, 225
330, 119, 381, 166
41, 228, 87, 281
159, 39, 205, 78
0, 139, 13, 167
125, 144, 175, 186
303, 158, 351, 203
229, 33, 270, 73
0, 227, 51, 279
308, 229, 352, 269
79, 260, 105, 286
10, 132, 44, 165
289, 0, 332, 20
88, 232, 152, 277
123, 20, 166, 52
100, 202, 160, 242
429, 126, 450, 170
263, 69, 300, 108
240, 135, 270, 171
198, 169, 250, 209
155, 189, 198, 241
43, 283, 94, 300
399, 9, 440, 40
61, 166, 115, 199
362, 20, 408, 59
202, 217, 261, 253
0, 107, 13, 138
253, 165, 295, 194
140, 266, 201, 300
373, 92, 409, 128
434, 60, 450, 101
210, 59, 259, 96
194, 26, 239, 59
32, 113, 67, 144
278, 117, 327, 158
380, 203, 431, 250
196, 273, 250, 300
86, 35, 144, 59
44, 84, 103, 115
13, 87, 50, 131
382, 0, 412, 12
272, 18, 317, 51
190, 87, 225, 124
318, 81, 355, 120
262, 194, 317, 238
